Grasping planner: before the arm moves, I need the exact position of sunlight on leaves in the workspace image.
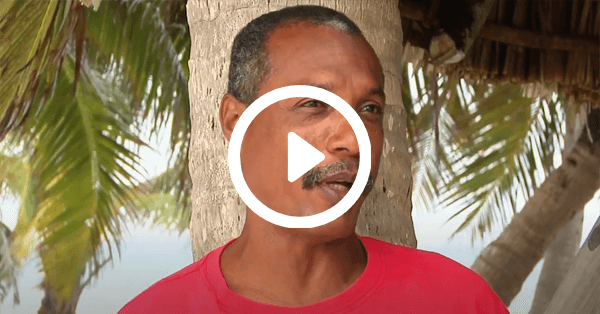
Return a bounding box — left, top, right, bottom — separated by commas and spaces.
79, 0, 101, 11
405, 62, 564, 244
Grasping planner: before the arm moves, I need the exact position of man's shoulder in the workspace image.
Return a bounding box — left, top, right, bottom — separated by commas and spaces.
148, 255, 208, 290
118, 251, 216, 313
362, 237, 492, 289
363, 236, 479, 277
362, 237, 507, 312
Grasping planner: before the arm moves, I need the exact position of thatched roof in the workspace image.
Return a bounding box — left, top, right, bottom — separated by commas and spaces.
399, 0, 599, 105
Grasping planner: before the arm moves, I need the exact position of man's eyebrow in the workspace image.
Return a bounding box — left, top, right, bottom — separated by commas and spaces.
304, 81, 336, 93
369, 85, 385, 99
304, 82, 386, 99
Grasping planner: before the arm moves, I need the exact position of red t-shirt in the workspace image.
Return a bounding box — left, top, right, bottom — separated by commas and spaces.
119, 236, 508, 313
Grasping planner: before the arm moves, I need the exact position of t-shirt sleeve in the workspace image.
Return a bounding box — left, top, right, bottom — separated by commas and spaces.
117, 283, 173, 314
425, 251, 510, 314
116, 271, 206, 314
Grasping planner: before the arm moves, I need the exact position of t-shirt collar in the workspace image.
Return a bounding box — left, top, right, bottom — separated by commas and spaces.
204, 235, 385, 313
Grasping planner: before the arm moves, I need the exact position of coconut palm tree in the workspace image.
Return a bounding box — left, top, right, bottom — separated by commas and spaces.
0, 0, 192, 312
527, 105, 588, 314
404, 64, 564, 241
403, 61, 600, 306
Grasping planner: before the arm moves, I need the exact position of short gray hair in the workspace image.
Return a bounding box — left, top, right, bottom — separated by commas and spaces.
227, 5, 363, 105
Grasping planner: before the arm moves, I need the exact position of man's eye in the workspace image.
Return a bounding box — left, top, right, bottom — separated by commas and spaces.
302, 100, 323, 108
360, 104, 383, 114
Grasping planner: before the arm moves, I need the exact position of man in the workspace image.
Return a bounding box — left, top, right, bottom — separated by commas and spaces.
119, 5, 509, 313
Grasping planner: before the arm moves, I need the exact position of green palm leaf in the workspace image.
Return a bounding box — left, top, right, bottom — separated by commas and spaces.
0, 0, 81, 141
132, 192, 189, 233
1, 0, 192, 222
404, 64, 456, 213
442, 86, 562, 243
0, 0, 192, 308
0, 220, 19, 305
121, 166, 192, 234
84, 0, 191, 214
406, 63, 564, 243
11, 53, 145, 301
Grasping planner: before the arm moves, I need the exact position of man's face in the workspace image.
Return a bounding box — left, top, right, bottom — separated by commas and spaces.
238, 22, 385, 237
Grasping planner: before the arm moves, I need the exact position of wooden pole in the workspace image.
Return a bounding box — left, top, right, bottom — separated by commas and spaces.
544, 214, 600, 314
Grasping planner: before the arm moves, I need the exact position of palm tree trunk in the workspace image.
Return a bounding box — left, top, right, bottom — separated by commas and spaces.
528, 211, 583, 313
36, 258, 109, 313
186, 0, 415, 260
37, 280, 82, 314
471, 108, 600, 306
529, 105, 588, 314
543, 215, 600, 314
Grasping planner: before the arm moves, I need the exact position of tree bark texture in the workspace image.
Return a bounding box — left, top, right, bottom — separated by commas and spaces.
471, 109, 600, 306
187, 0, 415, 260
528, 211, 583, 314
529, 104, 588, 314
543, 215, 600, 314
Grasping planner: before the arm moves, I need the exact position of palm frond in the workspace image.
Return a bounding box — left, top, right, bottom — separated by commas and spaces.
0, 0, 82, 141
0, 146, 37, 240
442, 85, 563, 243
84, 0, 191, 214
132, 192, 189, 233
2, 0, 192, 224
10, 53, 146, 301
79, 0, 101, 11
406, 62, 564, 243
0, 0, 192, 306
0, 221, 19, 305
128, 166, 192, 233
0, 151, 28, 199
404, 63, 457, 213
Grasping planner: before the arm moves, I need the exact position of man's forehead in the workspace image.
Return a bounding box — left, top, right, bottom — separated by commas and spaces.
264, 22, 385, 89
303, 80, 385, 100
266, 21, 366, 51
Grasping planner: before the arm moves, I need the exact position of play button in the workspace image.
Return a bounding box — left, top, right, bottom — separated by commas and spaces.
288, 132, 325, 182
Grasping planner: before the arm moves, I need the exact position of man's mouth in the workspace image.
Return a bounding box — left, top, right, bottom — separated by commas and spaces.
317, 182, 352, 204
327, 181, 353, 189
314, 170, 356, 204
301, 160, 375, 204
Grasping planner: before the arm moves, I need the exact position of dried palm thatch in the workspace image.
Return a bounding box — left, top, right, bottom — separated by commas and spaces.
399, 0, 599, 106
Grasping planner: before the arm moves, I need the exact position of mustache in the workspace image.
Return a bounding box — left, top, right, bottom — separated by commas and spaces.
302, 160, 375, 194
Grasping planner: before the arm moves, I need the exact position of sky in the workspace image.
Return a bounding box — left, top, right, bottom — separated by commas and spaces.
1, 95, 599, 314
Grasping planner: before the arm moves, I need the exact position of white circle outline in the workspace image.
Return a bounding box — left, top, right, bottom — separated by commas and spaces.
228, 85, 371, 228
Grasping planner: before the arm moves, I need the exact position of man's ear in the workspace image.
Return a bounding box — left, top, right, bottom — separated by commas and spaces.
219, 94, 246, 141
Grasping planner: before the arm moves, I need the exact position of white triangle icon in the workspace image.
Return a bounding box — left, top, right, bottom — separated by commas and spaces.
288, 132, 325, 183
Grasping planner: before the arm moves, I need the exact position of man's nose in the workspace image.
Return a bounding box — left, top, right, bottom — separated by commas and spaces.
325, 111, 360, 157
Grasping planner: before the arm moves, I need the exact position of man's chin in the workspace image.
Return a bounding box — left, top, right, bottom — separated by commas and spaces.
299, 184, 354, 212
266, 188, 365, 239
292, 201, 362, 241
313, 183, 351, 205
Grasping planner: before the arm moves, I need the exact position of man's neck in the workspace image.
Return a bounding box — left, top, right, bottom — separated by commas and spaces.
220, 225, 368, 307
